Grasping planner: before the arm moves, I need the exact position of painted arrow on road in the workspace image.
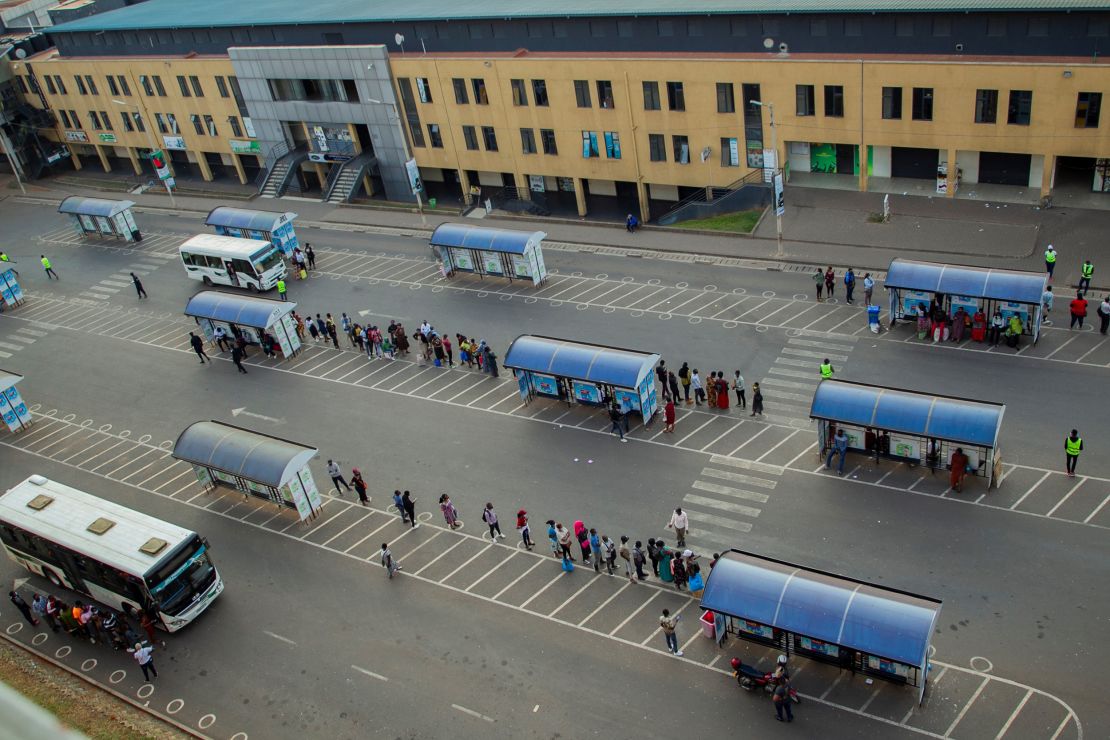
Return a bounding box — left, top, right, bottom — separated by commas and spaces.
231, 407, 285, 425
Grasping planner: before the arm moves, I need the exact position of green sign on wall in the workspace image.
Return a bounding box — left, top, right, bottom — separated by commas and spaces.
230, 139, 261, 154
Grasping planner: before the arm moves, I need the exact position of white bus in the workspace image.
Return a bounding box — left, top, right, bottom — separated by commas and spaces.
0, 475, 223, 631
179, 233, 286, 292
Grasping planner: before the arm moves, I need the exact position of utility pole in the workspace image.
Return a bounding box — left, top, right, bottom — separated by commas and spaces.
752, 99, 784, 257
113, 97, 175, 207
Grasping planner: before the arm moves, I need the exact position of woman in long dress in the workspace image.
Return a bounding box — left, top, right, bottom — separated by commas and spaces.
716, 373, 730, 410
750, 383, 764, 417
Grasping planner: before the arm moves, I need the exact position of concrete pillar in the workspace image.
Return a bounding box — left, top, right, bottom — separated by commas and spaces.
858, 144, 869, 192
515, 172, 530, 201
637, 181, 650, 223
231, 153, 247, 185
573, 177, 588, 217
1041, 154, 1055, 200
705, 186, 714, 201
362, 173, 374, 197
458, 169, 472, 206
126, 146, 142, 176
313, 162, 327, 190
67, 144, 83, 170
94, 144, 111, 173
195, 151, 214, 182
945, 147, 958, 198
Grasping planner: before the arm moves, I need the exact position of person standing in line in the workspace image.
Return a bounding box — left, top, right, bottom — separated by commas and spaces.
706, 370, 718, 408
601, 535, 617, 575
189, 332, 210, 364
1079, 259, 1094, 293
813, 267, 824, 301
483, 345, 499, 377
751, 382, 764, 417
130, 272, 148, 299
1065, 429, 1083, 477
44, 596, 61, 633
678, 362, 691, 403
341, 313, 353, 346
691, 369, 705, 405
305, 243, 316, 271
670, 552, 688, 591
516, 509, 533, 549
609, 402, 627, 442
647, 538, 662, 577
308, 319, 321, 343
1044, 244, 1057, 277
655, 360, 668, 399
231, 343, 248, 374
667, 506, 688, 548
439, 494, 459, 528
667, 371, 681, 407
276, 277, 287, 301
442, 334, 454, 366
632, 540, 648, 580
1041, 286, 1054, 326
326, 459, 351, 494
40, 254, 58, 279
555, 523, 574, 561
401, 490, 418, 528
663, 398, 676, 433
825, 427, 849, 476
844, 267, 856, 304
31, 594, 53, 630
733, 370, 746, 409
326, 314, 340, 349
380, 543, 401, 578
483, 503, 505, 540
863, 272, 875, 306
546, 520, 560, 559
1099, 295, 1110, 335
393, 490, 409, 524
351, 468, 369, 506
949, 447, 970, 493
128, 642, 158, 681
588, 528, 602, 572
824, 266, 835, 298
9, 591, 38, 626
618, 536, 635, 583
1070, 290, 1088, 329
659, 609, 683, 657
820, 358, 834, 380
574, 521, 592, 564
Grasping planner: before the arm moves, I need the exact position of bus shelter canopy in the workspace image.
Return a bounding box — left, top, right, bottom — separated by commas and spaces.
184, 291, 293, 330
0, 368, 23, 393
430, 223, 545, 255
885, 259, 1047, 305
205, 206, 297, 233
172, 421, 317, 488
809, 380, 1005, 448
504, 335, 658, 389
57, 196, 135, 218
701, 550, 942, 668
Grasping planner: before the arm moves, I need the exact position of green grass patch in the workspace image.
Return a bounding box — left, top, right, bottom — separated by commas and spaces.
671, 208, 763, 233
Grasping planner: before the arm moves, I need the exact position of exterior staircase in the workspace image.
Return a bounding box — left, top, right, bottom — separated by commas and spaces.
323, 152, 378, 204
256, 143, 308, 198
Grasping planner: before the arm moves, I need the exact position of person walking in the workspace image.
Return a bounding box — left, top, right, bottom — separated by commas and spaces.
276, 277, 287, 301
326, 459, 351, 494
667, 506, 688, 547
824, 266, 835, 298
129, 272, 148, 299
825, 427, 849, 476
659, 609, 683, 656
609, 402, 627, 442
305, 243, 316, 271
618, 536, 635, 583
751, 382, 764, 417
1065, 429, 1083, 477
0, 250, 18, 277
691, 369, 705, 405
9, 591, 38, 626
482, 503, 505, 540
813, 267, 824, 301
401, 490, 417, 528
380, 543, 401, 578
189, 332, 210, 364
40, 254, 58, 280
733, 370, 746, 409
1079, 260, 1094, 293
231, 343, 248, 373
1099, 295, 1110, 335
516, 509, 533, 549
1070, 291, 1088, 329
1042, 286, 1054, 326
351, 468, 369, 506
1045, 244, 1057, 277
129, 642, 158, 681
663, 398, 676, 433
863, 273, 875, 306
844, 267, 856, 304
632, 540, 648, 580
819, 358, 834, 380
773, 680, 794, 723
393, 490, 409, 524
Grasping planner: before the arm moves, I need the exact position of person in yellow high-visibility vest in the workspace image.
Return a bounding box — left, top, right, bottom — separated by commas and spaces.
1044, 244, 1057, 277
819, 359, 834, 380
1079, 260, 1094, 293
276, 278, 287, 301
40, 254, 58, 280
1065, 429, 1083, 478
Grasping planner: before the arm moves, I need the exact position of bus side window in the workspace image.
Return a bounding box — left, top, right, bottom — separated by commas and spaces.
206, 256, 223, 269
0, 524, 20, 548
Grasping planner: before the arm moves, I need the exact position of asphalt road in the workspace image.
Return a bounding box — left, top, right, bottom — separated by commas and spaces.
0, 197, 1106, 739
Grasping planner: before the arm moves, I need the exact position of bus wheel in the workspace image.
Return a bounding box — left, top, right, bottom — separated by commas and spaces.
202, 276, 213, 287
248, 283, 259, 293
45, 569, 63, 587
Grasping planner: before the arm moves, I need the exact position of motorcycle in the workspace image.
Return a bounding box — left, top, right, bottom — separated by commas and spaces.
730, 658, 801, 704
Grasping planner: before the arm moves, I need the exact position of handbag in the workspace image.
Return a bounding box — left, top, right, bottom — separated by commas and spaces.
688, 573, 705, 592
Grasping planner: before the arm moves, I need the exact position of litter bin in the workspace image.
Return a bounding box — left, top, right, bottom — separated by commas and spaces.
700, 610, 716, 639
428, 197, 437, 209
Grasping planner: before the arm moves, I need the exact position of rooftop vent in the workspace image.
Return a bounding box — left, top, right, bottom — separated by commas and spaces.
87, 517, 115, 535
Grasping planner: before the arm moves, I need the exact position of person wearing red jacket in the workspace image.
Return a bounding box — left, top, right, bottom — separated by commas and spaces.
1070, 291, 1088, 329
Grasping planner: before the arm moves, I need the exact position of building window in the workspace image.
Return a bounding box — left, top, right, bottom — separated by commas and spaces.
643, 81, 661, 110
912, 87, 933, 121
267, 78, 360, 103
153, 76, 166, 96
58, 109, 70, 127
177, 75, 191, 97
882, 86, 902, 120
796, 85, 815, 117
481, 125, 498, 151
100, 110, 112, 131
932, 18, 951, 37
107, 76, 119, 96
472, 79, 488, 105
452, 78, 469, 104
1075, 92, 1102, 128
154, 113, 166, 134
1027, 18, 1049, 37
975, 89, 998, 123
69, 110, 79, 128
824, 85, 844, 117
44, 76, 56, 95
540, 128, 557, 154
1007, 90, 1032, 125
672, 134, 690, 164
166, 113, 178, 133
396, 78, 424, 148
75, 75, 87, 95
140, 75, 154, 96
648, 133, 666, 162
116, 76, 130, 96
216, 76, 229, 98
511, 79, 527, 106
581, 131, 599, 158
742, 83, 763, 167
596, 80, 614, 108
687, 19, 702, 37
191, 114, 204, 135
88, 111, 101, 130
85, 75, 97, 95
416, 78, 431, 103
574, 80, 591, 108
54, 76, 67, 95
203, 114, 217, 136
532, 79, 548, 106
15, 76, 27, 94
987, 17, 1006, 37
721, 137, 739, 167
461, 125, 478, 150
521, 128, 537, 154
604, 131, 621, 159
427, 123, 443, 147
190, 76, 204, 97
667, 81, 685, 111
228, 115, 242, 137
717, 83, 735, 114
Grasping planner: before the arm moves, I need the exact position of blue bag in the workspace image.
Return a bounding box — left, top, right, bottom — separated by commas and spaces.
688, 572, 705, 591
561, 557, 575, 573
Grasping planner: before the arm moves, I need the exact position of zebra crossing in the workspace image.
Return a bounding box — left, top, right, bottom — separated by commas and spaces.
0, 324, 50, 359
681, 455, 784, 551
78, 256, 172, 301
758, 331, 857, 428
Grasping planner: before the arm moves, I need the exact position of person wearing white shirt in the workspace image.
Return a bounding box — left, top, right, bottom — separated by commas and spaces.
667, 507, 689, 548
129, 642, 157, 681
691, 370, 705, 406
1042, 286, 1054, 326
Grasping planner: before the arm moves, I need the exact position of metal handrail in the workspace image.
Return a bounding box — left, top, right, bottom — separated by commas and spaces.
654, 168, 766, 222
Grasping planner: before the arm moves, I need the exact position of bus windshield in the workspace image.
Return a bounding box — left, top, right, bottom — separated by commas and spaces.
252, 247, 283, 275
146, 537, 217, 616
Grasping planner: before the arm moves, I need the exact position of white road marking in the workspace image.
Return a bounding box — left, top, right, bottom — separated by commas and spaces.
944, 676, 990, 737
691, 480, 770, 504
683, 493, 761, 519
263, 630, 296, 646
451, 704, 494, 723
698, 467, 778, 489
351, 665, 389, 682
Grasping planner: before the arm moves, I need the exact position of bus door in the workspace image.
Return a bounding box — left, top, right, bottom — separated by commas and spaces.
224, 260, 239, 286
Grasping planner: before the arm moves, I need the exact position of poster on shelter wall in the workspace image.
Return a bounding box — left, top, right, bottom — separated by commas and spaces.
451, 249, 475, 272
480, 251, 504, 275
572, 380, 602, 405
531, 373, 560, 397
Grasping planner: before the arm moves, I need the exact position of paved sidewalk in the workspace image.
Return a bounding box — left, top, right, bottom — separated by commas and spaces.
8, 173, 1110, 289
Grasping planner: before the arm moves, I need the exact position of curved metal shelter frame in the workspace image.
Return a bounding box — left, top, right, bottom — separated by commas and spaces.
184, 291, 292, 330
205, 206, 297, 234
57, 196, 140, 242
58, 196, 136, 218
700, 550, 942, 702
429, 223, 548, 285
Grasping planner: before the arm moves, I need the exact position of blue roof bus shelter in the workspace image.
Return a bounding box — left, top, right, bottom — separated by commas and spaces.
430, 223, 548, 286
884, 258, 1048, 344
58, 196, 141, 242
205, 206, 300, 257
700, 549, 943, 703
504, 335, 660, 421
184, 290, 302, 359
810, 379, 1006, 489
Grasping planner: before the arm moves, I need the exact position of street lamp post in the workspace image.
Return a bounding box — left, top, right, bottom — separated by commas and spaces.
368, 97, 426, 225
751, 100, 783, 255
112, 98, 176, 207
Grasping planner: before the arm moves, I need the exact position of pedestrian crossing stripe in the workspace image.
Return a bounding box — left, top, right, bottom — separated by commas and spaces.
691, 479, 769, 504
